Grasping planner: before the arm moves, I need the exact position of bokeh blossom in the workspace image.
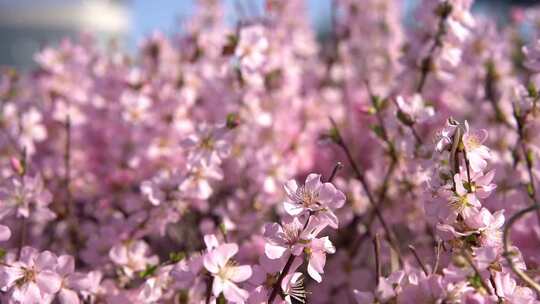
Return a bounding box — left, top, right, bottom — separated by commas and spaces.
0, 0, 538, 303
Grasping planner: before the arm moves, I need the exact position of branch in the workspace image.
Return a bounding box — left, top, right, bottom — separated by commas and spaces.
409, 245, 429, 276
416, 1, 452, 93
329, 118, 403, 266
503, 205, 540, 295
373, 234, 382, 285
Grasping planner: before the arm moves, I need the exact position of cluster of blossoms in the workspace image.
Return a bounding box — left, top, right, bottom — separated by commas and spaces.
0, 0, 540, 303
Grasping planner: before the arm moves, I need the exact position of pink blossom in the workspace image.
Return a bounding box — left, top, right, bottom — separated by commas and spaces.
493, 272, 537, 304
235, 25, 269, 71
0, 247, 61, 303
523, 40, 540, 72
263, 216, 324, 259
203, 237, 252, 303
138, 265, 173, 304
181, 123, 231, 167
281, 272, 306, 304
283, 174, 346, 228
435, 119, 458, 152
354, 271, 404, 304
18, 108, 48, 155
0, 225, 11, 242
462, 121, 490, 173
464, 208, 504, 246
120, 91, 152, 123
459, 170, 497, 199
109, 240, 159, 278
396, 94, 434, 124
447, 173, 481, 219
0, 175, 55, 221
304, 236, 335, 283
55, 255, 91, 304
179, 163, 223, 200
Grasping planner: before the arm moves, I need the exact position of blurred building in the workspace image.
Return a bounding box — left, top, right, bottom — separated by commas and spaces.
0, 0, 130, 69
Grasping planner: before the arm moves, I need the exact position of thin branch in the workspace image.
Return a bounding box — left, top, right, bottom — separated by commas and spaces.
391, 98, 423, 147
433, 240, 442, 275
408, 245, 429, 276
416, 1, 452, 93
373, 234, 382, 286
206, 275, 214, 304
503, 205, 540, 295
64, 115, 72, 215
327, 162, 343, 183
16, 148, 28, 259
329, 118, 403, 266
512, 101, 540, 222
484, 60, 512, 128
462, 250, 494, 295
462, 148, 472, 191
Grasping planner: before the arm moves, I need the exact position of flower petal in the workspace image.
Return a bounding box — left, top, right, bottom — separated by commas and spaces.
229, 265, 252, 283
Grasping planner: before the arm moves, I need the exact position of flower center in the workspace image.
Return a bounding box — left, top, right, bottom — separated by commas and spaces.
16, 267, 37, 286
465, 136, 480, 150
450, 194, 470, 213
217, 261, 238, 280
200, 136, 214, 150
296, 186, 318, 209
283, 225, 301, 245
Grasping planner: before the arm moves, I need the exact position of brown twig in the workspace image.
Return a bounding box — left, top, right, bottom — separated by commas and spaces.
329, 118, 403, 266
409, 245, 429, 276
503, 205, 540, 295
327, 162, 343, 183
433, 240, 442, 275
373, 234, 382, 285
416, 1, 452, 93
462, 250, 494, 295
512, 101, 540, 223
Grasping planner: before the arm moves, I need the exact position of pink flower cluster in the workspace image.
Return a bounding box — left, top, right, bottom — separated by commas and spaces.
0, 0, 540, 303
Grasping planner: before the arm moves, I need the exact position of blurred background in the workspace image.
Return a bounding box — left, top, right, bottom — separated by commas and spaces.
0, 0, 536, 69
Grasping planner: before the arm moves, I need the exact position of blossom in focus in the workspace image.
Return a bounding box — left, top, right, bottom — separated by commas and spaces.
0, 247, 61, 303
304, 236, 335, 283
203, 236, 252, 303
448, 174, 481, 218
283, 174, 346, 228
263, 216, 324, 260
462, 121, 490, 173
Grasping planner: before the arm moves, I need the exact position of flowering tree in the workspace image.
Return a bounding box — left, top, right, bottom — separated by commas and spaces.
0, 0, 540, 303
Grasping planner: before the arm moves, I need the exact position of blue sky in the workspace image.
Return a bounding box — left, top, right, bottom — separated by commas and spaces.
130, 0, 333, 43
128, 1, 431, 45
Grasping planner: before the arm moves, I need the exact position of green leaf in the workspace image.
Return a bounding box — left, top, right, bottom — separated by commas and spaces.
138, 264, 158, 279
527, 183, 534, 197
328, 127, 341, 144
468, 273, 483, 289
526, 149, 535, 166
370, 125, 384, 139
169, 251, 186, 263
219, 222, 228, 237
528, 82, 539, 99
226, 113, 240, 129
217, 293, 227, 304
